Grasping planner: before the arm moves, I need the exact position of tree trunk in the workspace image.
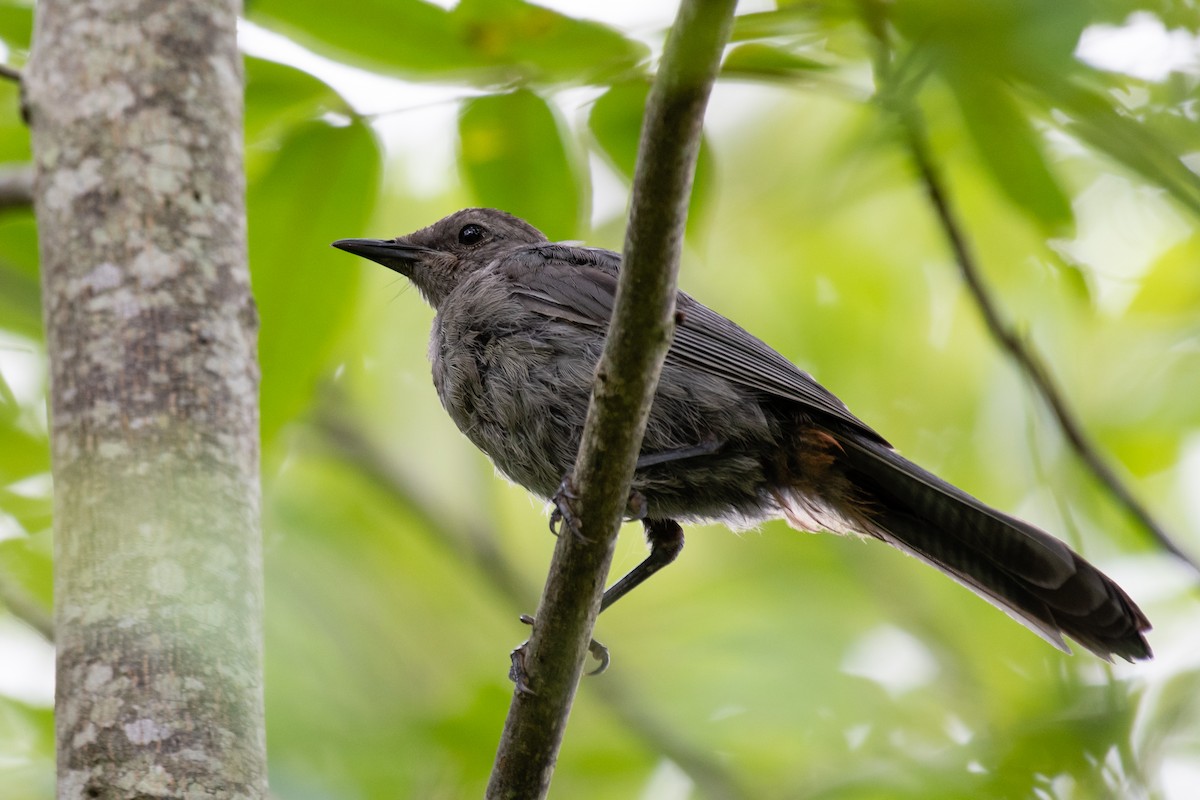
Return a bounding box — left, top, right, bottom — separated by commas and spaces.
25, 1, 267, 797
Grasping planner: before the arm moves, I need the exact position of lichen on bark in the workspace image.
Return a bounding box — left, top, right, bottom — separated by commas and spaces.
26, 1, 266, 797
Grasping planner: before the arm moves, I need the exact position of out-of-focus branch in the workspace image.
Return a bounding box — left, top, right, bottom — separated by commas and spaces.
311, 410, 749, 800
858, 0, 1198, 575
0, 63, 21, 83
904, 125, 1197, 574
0, 573, 53, 642
315, 411, 537, 612
0, 165, 34, 212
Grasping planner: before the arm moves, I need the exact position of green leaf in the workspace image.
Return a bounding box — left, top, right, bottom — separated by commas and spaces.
587, 82, 714, 234
248, 0, 478, 76
945, 71, 1074, 230
587, 81, 647, 183
889, 0, 1200, 222
892, 0, 1087, 78
731, 8, 819, 41
0, 0, 32, 56
450, 0, 646, 85
0, 694, 54, 799
1103, 426, 1181, 477
0, 421, 48, 485
245, 56, 346, 157
0, 78, 30, 163
721, 43, 829, 80
1130, 234, 1200, 315
249, 119, 381, 446
458, 89, 582, 240
0, 214, 41, 341
1090, 0, 1200, 32
0, 486, 50, 535
249, 0, 645, 85
1050, 81, 1200, 216
0, 369, 13, 417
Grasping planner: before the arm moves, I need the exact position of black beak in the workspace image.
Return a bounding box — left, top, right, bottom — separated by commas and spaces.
331, 238, 434, 273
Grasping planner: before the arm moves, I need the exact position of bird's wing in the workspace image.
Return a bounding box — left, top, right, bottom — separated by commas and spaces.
502, 245, 620, 328
504, 245, 887, 443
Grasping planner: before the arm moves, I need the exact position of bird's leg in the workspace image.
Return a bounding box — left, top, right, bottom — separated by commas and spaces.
588, 436, 714, 611
600, 518, 685, 613
590, 438, 711, 611
510, 518, 683, 684
577, 518, 684, 675
573, 520, 683, 675
531, 439, 706, 681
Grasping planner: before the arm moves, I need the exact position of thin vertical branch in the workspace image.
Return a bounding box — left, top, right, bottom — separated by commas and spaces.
905, 124, 1198, 573
485, 1, 738, 797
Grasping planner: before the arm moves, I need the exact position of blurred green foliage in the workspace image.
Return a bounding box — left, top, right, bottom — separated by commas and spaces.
2, 0, 1199, 798
459, 88, 584, 238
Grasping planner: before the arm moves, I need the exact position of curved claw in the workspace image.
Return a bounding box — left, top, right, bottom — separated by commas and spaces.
549, 474, 588, 541
518, 613, 611, 677
509, 645, 536, 695
586, 638, 611, 676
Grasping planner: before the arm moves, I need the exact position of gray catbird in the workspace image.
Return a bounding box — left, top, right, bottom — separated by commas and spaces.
333, 208, 1151, 662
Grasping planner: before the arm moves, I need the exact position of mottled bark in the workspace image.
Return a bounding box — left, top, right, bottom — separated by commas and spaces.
25, 1, 266, 798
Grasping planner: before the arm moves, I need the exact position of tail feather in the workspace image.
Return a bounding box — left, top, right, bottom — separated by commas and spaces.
831, 435, 1152, 662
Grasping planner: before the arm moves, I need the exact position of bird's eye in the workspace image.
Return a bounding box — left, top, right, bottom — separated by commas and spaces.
458, 224, 486, 245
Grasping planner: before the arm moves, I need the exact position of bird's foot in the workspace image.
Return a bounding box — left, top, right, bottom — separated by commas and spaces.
509, 614, 538, 695
549, 474, 587, 541
510, 613, 611, 687
509, 641, 536, 696
550, 478, 649, 538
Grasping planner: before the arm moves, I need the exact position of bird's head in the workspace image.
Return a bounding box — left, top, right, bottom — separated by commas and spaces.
332, 208, 548, 308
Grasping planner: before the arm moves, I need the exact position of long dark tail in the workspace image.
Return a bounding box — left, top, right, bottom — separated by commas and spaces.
827, 435, 1152, 661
